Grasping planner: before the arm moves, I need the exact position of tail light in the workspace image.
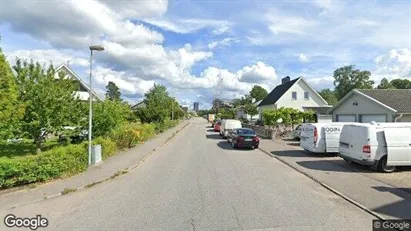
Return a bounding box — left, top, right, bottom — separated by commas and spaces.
362, 145, 371, 154
313, 127, 318, 144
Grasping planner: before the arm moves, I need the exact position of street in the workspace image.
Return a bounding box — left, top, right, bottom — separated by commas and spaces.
2, 118, 374, 230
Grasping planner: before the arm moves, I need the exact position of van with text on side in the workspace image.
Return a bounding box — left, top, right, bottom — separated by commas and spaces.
300, 122, 359, 154
339, 122, 411, 173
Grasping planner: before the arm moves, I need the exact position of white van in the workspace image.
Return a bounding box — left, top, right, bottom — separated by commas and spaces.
339, 122, 411, 173
300, 123, 359, 154
220, 119, 242, 138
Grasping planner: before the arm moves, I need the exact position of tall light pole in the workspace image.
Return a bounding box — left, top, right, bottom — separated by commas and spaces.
88, 45, 104, 166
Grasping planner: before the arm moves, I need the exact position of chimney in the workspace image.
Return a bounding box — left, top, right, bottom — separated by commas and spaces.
282, 76, 291, 84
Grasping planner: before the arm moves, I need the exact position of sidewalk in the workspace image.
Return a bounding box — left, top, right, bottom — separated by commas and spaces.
0, 120, 190, 210
258, 138, 411, 220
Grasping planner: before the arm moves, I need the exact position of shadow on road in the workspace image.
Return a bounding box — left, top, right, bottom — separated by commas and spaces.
286, 142, 300, 147
206, 134, 222, 140
207, 129, 216, 132
217, 141, 252, 151
295, 159, 373, 173
372, 186, 411, 219
272, 150, 336, 158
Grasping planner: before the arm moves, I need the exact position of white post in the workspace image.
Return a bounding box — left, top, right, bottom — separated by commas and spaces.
88, 50, 93, 166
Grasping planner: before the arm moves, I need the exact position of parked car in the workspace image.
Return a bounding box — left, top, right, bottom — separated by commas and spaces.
227, 128, 260, 149
300, 122, 359, 154
214, 120, 221, 132
292, 124, 303, 140
339, 122, 411, 173
220, 119, 242, 138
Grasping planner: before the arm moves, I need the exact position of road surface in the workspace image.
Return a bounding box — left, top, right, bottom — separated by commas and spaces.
1, 118, 374, 230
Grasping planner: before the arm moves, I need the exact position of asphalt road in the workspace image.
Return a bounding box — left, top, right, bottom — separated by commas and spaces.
2, 118, 375, 230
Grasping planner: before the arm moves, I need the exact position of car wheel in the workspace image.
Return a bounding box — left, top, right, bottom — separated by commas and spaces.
254, 145, 259, 149
378, 156, 396, 173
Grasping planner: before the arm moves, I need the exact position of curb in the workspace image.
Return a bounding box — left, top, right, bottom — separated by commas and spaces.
8, 122, 191, 208
258, 147, 387, 221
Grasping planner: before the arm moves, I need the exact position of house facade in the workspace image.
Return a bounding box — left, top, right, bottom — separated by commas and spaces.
55, 63, 102, 101
329, 89, 411, 122
258, 76, 329, 122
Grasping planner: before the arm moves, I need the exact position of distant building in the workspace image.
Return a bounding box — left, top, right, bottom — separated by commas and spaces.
131, 101, 146, 111
194, 102, 199, 112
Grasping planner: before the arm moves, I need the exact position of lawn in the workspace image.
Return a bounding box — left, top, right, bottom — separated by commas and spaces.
0, 139, 61, 159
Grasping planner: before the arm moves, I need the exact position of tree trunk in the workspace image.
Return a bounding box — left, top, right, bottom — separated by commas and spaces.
36, 139, 42, 154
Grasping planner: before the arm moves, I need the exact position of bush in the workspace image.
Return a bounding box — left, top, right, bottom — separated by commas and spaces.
154, 119, 180, 133
109, 123, 156, 149
92, 137, 117, 159
0, 144, 87, 188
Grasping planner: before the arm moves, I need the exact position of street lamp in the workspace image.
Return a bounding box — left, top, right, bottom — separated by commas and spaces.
88, 45, 104, 166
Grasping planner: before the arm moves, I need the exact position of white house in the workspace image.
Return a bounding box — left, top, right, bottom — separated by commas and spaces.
55, 63, 102, 101
328, 89, 411, 122
258, 76, 331, 122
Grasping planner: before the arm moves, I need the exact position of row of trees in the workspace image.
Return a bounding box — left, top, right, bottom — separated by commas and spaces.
318, 65, 411, 105
0, 46, 186, 152
262, 107, 315, 126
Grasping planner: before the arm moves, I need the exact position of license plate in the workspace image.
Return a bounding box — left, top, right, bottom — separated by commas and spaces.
245, 138, 252, 141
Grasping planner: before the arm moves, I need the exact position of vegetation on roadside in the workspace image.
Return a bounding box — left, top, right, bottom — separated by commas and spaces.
0, 47, 186, 189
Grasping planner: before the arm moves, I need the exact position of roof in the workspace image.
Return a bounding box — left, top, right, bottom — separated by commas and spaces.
131, 101, 146, 109
254, 100, 262, 107
55, 63, 102, 101
357, 89, 411, 113
303, 106, 333, 115
328, 89, 411, 114
258, 78, 300, 106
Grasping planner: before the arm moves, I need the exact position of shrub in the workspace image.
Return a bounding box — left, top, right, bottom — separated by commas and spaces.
109, 123, 156, 149
0, 144, 87, 188
92, 137, 117, 159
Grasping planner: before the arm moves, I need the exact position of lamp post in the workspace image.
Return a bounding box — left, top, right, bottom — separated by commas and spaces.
88, 45, 104, 166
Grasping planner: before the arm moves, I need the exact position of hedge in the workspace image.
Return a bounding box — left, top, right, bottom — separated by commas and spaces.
0, 120, 181, 189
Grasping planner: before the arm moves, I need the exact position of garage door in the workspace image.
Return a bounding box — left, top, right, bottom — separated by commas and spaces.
336, 114, 356, 122
360, 114, 386, 123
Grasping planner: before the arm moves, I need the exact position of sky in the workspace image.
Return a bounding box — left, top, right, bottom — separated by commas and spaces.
1, 0, 411, 110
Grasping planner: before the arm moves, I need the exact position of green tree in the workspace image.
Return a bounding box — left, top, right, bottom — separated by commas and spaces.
244, 103, 258, 120
219, 108, 235, 119
105, 81, 121, 101
390, 78, 411, 89
90, 100, 132, 137
13, 59, 81, 152
377, 78, 395, 89
318, 89, 338, 105
333, 65, 374, 100
136, 84, 172, 123
0, 48, 24, 139
250, 85, 268, 102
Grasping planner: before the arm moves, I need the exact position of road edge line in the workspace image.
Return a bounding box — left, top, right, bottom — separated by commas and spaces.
258, 147, 387, 221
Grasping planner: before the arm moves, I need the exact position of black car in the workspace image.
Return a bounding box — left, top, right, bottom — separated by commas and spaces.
227, 128, 260, 149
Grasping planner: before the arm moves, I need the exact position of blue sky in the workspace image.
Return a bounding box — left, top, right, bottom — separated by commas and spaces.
1, 0, 410, 109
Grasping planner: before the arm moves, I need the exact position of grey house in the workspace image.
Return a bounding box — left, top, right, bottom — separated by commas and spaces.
329, 89, 411, 122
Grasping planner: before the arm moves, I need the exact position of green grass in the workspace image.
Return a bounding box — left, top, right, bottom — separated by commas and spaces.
0, 139, 63, 159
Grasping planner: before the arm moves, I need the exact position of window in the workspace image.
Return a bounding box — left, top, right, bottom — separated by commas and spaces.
292, 92, 297, 100
304, 92, 309, 99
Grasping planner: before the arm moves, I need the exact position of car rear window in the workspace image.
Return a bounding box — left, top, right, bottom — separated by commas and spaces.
237, 129, 255, 135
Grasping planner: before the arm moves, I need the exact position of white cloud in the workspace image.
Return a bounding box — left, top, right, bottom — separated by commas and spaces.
5, 49, 89, 68
93, 67, 155, 96
265, 9, 317, 35
298, 53, 309, 63
208, 38, 239, 50
98, 0, 168, 18
237, 61, 277, 83
142, 18, 232, 34
372, 48, 411, 81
